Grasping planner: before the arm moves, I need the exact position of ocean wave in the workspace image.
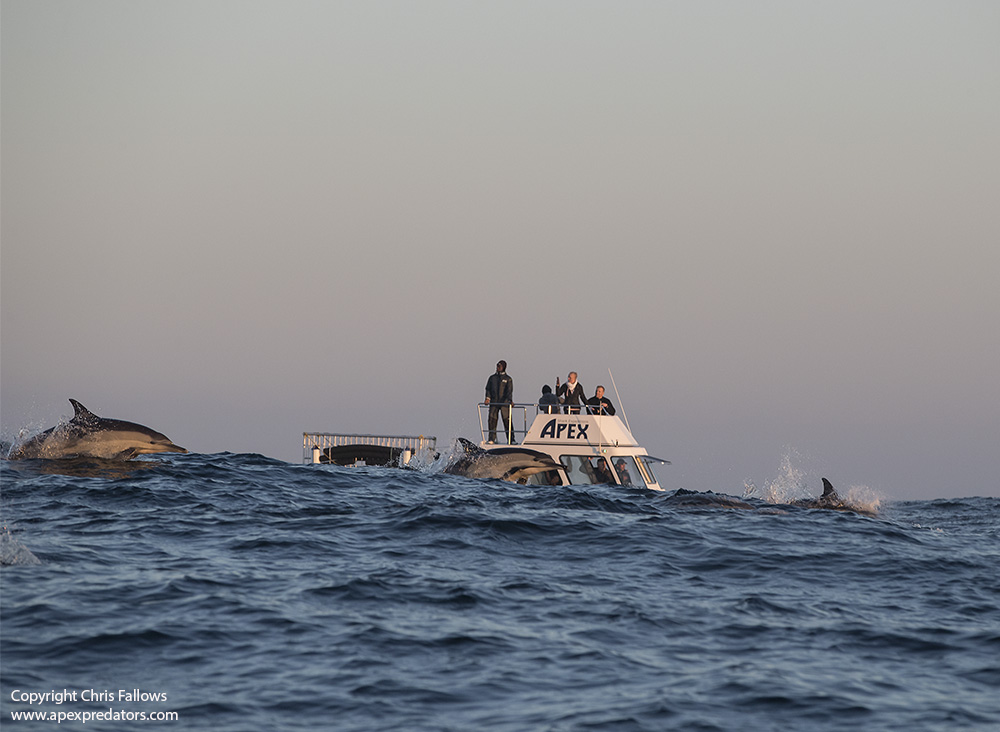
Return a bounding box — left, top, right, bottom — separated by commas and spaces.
1, 454, 997, 731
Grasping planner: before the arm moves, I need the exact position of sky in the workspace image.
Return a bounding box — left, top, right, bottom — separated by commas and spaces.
2, 1, 998, 501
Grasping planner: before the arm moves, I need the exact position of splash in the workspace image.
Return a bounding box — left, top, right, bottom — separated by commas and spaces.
0, 523, 40, 566
743, 448, 811, 503
403, 441, 460, 473
839, 484, 884, 515
743, 448, 884, 515
4, 416, 63, 460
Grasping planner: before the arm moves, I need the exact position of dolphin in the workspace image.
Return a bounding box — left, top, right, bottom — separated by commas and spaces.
8, 399, 187, 460
443, 438, 563, 483
664, 480, 878, 516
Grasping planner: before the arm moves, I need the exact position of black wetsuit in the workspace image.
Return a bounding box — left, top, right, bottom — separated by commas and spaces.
485, 371, 514, 443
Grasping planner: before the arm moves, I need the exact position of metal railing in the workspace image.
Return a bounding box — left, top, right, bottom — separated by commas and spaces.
477, 402, 563, 444
477, 401, 619, 444
303, 432, 436, 463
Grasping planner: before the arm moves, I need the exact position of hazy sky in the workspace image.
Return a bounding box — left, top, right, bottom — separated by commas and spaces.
3, 1, 998, 500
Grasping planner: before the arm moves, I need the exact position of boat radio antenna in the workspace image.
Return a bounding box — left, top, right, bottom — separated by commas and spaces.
608, 368, 631, 433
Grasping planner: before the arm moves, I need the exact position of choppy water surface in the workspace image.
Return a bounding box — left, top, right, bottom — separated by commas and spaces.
2, 453, 998, 731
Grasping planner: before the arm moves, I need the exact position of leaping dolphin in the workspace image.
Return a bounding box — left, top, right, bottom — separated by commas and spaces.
8, 399, 187, 460
443, 438, 563, 483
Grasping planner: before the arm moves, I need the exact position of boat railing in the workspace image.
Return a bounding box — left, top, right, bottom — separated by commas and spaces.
477, 402, 527, 444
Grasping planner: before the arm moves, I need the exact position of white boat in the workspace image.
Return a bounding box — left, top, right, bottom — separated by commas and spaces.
477, 404, 669, 490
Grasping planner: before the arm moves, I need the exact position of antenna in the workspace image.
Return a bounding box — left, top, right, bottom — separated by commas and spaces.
608, 368, 631, 433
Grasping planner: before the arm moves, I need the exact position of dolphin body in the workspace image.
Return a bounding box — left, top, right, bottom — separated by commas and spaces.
665, 488, 757, 510
444, 438, 562, 483
8, 399, 187, 460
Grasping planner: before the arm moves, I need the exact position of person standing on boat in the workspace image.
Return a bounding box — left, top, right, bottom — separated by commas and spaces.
485, 360, 514, 444
538, 385, 560, 414
586, 385, 616, 416
538, 384, 559, 414
556, 372, 585, 414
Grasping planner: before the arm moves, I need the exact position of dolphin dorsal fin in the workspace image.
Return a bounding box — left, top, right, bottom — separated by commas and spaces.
821, 478, 836, 498
69, 399, 97, 421
457, 437, 485, 456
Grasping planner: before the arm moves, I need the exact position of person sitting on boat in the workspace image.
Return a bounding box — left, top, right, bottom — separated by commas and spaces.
485, 360, 514, 444
592, 458, 614, 485
615, 459, 632, 486
586, 385, 616, 416
538, 384, 560, 414
556, 372, 585, 414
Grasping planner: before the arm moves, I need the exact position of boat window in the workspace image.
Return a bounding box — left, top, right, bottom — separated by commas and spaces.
525, 469, 564, 486
611, 457, 654, 488
639, 457, 658, 485
559, 455, 615, 485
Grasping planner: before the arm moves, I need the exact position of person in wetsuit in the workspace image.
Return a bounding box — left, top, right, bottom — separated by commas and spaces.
485, 360, 514, 443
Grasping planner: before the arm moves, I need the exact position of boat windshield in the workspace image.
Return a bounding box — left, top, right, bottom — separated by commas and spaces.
524, 454, 659, 488
611, 456, 657, 488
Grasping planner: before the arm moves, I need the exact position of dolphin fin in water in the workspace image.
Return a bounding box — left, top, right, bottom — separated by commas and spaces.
791, 478, 877, 516
791, 478, 843, 509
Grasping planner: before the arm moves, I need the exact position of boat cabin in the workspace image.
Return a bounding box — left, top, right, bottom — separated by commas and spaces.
478, 403, 668, 490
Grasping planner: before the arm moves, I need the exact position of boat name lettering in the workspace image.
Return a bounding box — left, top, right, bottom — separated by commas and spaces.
539, 419, 590, 440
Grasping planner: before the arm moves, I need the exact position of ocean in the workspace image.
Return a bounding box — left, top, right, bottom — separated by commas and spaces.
1, 452, 998, 731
